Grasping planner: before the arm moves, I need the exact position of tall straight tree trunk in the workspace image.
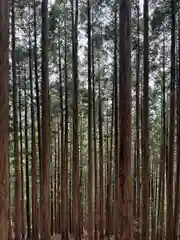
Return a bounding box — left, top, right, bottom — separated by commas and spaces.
19, 74, 25, 239
29, 10, 38, 239
12, 0, 22, 238
79, 115, 84, 236
58, 36, 65, 238
151, 164, 156, 240
133, 142, 137, 220
57, 119, 61, 233
118, 0, 132, 239
64, 13, 69, 238
136, 2, 141, 236
33, 0, 41, 230
71, 0, 80, 238
51, 163, 54, 235
106, 95, 114, 238
157, 27, 166, 240
92, 21, 98, 239
167, 0, 176, 239
54, 131, 57, 234
33, 0, 42, 168
173, 3, 180, 239
142, 0, 149, 239
69, 124, 72, 235
87, 0, 93, 238
113, 2, 119, 238
33, 4, 41, 232
98, 61, 104, 239
0, 1, 9, 238
24, 74, 31, 239
40, 0, 51, 239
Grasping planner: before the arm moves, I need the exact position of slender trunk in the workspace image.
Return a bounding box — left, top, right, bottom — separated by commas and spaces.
91, 13, 98, 239
25, 74, 31, 239
33, 1, 41, 231
58, 36, 65, 238
64, 14, 69, 238
29, 11, 38, 238
173, 4, 180, 238
40, 0, 51, 238
19, 74, 25, 239
54, 131, 57, 234
57, 119, 61, 233
98, 61, 104, 239
80, 115, 84, 236
151, 165, 156, 240
118, 0, 132, 239
12, 1, 21, 238
136, 2, 141, 237
106, 96, 113, 238
157, 28, 166, 240
71, 0, 80, 238
166, 0, 176, 239
142, 0, 149, 239
33, 0, 42, 162
133, 142, 137, 219
51, 167, 54, 235
113, 3, 119, 238
0, 1, 9, 238
87, 0, 93, 238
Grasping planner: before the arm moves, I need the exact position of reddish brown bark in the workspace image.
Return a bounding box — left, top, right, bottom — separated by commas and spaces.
118, 0, 133, 239
142, 0, 149, 239
12, 0, 22, 238
40, 0, 51, 239
0, 1, 9, 239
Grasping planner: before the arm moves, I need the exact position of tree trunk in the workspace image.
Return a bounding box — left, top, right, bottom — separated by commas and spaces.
173, 3, 180, 238
33, 0, 42, 178
166, 0, 176, 239
142, 0, 149, 239
135, 2, 141, 238
29, 10, 38, 238
64, 14, 69, 238
54, 130, 57, 234
118, 0, 133, 239
106, 96, 113, 238
87, 0, 93, 238
157, 27, 166, 240
24, 72, 31, 239
113, 3, 119, 238
19, 72, 25, 239
0, 1, 9, 238
12, 0, 22, 238
71, 0, 80, 238
98, 61, 104, 239
40, 0, 51, 239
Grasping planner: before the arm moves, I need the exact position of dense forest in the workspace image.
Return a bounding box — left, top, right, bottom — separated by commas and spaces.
0, 0, 179, 239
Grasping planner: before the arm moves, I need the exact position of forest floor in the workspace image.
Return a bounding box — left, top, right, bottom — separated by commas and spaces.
51, 235, 115, 240
51, 236, 61, 240
51, 235, 89, 240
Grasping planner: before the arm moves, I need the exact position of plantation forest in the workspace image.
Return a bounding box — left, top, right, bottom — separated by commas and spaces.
0, 0, 179, 239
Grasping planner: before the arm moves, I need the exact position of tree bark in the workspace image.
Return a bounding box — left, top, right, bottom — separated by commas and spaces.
40, 0, 51, 239
87, 0, 93, 238
0, 1, 9, 239
166, 0, 176, 239
29, 9, 38, 238
19, 71, 25, 239
118, 0, 133, 239
142, 0, 149, 239
12, 0, 22, 238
